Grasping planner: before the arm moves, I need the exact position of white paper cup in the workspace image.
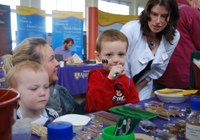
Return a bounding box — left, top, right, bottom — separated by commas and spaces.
60, 61, 64, 67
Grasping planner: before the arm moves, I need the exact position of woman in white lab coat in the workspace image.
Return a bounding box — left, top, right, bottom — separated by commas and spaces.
120, 0, 180, 100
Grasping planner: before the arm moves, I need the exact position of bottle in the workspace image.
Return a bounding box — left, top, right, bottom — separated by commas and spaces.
185, 97, 200, 140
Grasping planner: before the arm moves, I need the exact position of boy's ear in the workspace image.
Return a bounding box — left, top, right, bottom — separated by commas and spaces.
94, 51, 101, 62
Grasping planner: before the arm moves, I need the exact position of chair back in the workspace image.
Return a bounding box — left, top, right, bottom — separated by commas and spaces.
190, 51, 200, 89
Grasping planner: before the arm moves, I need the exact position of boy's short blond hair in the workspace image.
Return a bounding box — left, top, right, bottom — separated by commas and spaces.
96, 29, 128, 53
5, 61, 47, 88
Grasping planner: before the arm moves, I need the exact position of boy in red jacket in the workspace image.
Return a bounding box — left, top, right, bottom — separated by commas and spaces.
85, 29, 139, 113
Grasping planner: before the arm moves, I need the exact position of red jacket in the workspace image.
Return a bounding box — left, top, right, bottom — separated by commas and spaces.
155, 0, 200, 88
85, 68, 139, 113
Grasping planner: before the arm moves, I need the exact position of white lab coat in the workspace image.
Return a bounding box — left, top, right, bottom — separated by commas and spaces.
121, 20, 180, 100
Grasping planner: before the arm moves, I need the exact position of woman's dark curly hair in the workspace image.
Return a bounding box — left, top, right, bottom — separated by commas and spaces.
140, 0, 180, 44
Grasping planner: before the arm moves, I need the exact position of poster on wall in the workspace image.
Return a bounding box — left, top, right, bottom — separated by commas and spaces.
52, 11, 83, 59
98, 10, 138, 34
0, 4, 12, 56
16, 6, 46, 45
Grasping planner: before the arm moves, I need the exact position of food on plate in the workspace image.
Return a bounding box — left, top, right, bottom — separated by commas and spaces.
156, 88, 181, 94
156, 88, 198, 96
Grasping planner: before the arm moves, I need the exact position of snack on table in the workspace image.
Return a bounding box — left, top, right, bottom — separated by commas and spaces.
163, 120, 186, 137
135, 133, 154, 140
157, 88, 182, 94
91, 111, 121, 126
32, 123, 47, 138
157, 88, 198, 95
145, 105, 182, 121
150, 129, 177, 140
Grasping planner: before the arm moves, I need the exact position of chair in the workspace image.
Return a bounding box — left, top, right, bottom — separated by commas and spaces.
189, 51, 200, 89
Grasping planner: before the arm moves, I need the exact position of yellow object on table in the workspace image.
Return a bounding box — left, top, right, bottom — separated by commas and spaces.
157, 88, 198, 96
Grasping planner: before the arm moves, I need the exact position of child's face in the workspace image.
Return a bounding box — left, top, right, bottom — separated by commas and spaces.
15, 69, 49, 111
96, 41, 127, 71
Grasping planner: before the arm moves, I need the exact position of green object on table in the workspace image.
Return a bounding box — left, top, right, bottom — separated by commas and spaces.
108, 106, 159, 120
126, 117, 141, 135
95, 126, 135, 140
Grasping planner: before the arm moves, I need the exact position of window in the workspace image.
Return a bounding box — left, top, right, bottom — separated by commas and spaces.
0, 0, 19, 50
98, 0, 130, 15
41, 0, 56, 14
46, 16, 52, 33
138, 6, 144, 16
0, 0, 19, 9
11, 12, 16, 41
41, 0, 85, 33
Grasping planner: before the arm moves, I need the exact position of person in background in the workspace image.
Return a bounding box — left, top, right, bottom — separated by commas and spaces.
188, 0, 200, 10
5, 61, 59, 126
154, 0, 200, 90
85, 29, 139, 113
3, 37, 84, 116
54, 38, 74, 62
120, 0, 180, 100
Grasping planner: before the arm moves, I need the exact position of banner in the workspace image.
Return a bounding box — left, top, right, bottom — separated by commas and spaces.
98, 10, 138, 34
52, 11, 83, 59
16, 6, 46, 45
0, 4, 12, 56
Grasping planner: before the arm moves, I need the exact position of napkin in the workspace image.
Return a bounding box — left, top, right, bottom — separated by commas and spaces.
72, 53, 83, 64
66, 53, 83, 64
193, 58, 200, 68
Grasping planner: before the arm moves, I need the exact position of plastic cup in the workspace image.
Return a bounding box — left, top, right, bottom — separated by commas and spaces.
60, 61, 64, 67
95, 125, 135, 140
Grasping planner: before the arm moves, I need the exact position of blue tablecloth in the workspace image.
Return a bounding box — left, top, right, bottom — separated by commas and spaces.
0, 67, 6, 88
134, 96, 190, 140
57, 64, 103, 95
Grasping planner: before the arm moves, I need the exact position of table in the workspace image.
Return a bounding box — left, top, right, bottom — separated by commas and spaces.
14, 96, 191, 140
134, 96, 190, 140
57, 64, 103, 95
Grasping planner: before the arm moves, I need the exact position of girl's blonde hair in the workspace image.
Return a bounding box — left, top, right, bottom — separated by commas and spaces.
3, 37, 47, 76
5, 61, 47, 88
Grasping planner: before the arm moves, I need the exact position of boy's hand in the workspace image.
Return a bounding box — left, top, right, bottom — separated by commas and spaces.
108, 65, 126, 80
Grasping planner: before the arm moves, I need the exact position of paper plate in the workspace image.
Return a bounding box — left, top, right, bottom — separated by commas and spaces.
53, 114, 91, 133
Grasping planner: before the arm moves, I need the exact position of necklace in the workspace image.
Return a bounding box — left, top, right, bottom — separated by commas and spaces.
148, 40, 156, 49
